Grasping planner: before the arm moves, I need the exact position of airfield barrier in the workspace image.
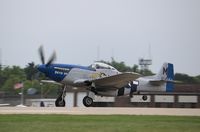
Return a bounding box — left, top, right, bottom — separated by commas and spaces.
1, 91, 200, 108
23, 92, 200, 108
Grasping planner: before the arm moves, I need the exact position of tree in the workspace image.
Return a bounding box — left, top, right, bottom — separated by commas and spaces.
24, 62, 38, 80
0, 66, 25, 94
132, 64, 139, 73
174, 73, 198, 84
140, 69, 154, 76
100, 58, 153, 76
194, 75, 200, 83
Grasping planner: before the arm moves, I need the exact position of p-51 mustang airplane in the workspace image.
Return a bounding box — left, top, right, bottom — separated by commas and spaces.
37, 46, 174, 107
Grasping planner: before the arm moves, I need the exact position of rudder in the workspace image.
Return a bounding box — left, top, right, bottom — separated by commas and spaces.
156, 63, 174, 92
166, 63, 174, 92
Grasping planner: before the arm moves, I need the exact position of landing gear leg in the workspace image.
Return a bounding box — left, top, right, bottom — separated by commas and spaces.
55, 85, 66, 107
83, 91, 95, 107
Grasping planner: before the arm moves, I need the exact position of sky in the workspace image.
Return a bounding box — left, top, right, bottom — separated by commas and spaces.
0, 0, 200, 76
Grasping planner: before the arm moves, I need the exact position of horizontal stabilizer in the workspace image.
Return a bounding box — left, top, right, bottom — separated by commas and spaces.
149, 80, 165, 86
149, 79, 175, 86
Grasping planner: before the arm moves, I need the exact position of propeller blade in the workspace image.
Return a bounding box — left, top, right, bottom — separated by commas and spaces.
38, 46, 45, 64
46, 51, 56, 66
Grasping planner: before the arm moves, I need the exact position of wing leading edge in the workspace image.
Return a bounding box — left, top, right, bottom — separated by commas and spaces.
91, 72, 140, 90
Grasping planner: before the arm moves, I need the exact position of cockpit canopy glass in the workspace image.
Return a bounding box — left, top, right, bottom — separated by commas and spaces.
89, 62, 118, 71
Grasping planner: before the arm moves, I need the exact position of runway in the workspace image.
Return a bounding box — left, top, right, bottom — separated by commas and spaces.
0, 107, 200, 116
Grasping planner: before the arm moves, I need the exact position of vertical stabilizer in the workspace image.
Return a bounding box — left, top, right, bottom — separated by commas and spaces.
156, 63, 174, 80
156, 63, 174, 92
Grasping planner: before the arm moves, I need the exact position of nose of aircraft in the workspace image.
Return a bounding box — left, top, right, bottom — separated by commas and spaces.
37, 64, 46, 73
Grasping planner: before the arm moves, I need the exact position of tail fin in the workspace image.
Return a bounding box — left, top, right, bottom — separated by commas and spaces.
156, 63, 174, 92
156, 63, 174, 81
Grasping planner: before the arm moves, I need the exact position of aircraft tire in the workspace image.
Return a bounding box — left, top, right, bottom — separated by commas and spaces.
83, 96, 93, 107
55, 96, 65, 107
142, 95, 148, 101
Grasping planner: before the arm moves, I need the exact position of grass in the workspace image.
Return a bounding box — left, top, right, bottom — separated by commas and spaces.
0, 115, 200, 132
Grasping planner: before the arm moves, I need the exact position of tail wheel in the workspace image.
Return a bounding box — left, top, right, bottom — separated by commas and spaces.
55, 96, 65, 107
83, 96, 93, 107
142, 95, 148, 101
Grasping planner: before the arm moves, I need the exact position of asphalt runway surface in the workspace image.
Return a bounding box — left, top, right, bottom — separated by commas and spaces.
0, 107, 200, 116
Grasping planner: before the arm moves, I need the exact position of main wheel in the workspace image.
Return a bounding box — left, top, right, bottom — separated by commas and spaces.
55, 96, 65, 107
83, 96, 93, 107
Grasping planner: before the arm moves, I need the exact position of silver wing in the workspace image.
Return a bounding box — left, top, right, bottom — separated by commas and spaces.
74, 72, 140, 90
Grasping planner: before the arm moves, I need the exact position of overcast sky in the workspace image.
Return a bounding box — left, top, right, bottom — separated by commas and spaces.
0, 0, 200, 76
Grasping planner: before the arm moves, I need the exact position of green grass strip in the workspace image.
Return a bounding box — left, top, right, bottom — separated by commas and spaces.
0, 115, 200, 132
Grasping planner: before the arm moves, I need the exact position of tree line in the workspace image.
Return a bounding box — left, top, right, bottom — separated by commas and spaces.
0, 62, 58, 96
0, 60, 200, 96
